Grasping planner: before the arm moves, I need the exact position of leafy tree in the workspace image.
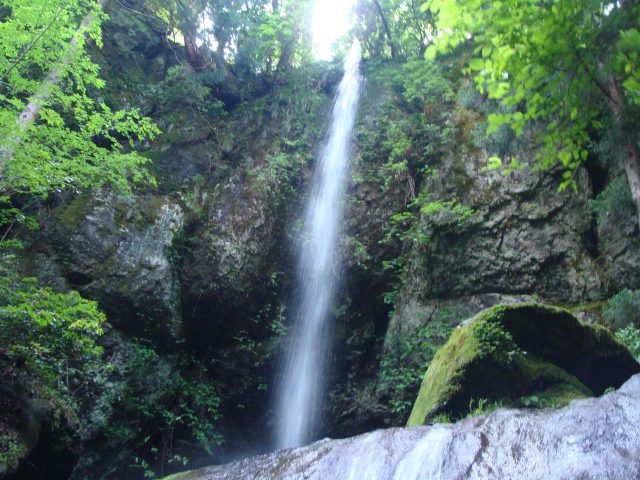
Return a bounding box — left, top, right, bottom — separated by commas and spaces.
0, 0, 159, 211
424, 0, 640, 225
147, 0, 312, 77
354, 0, 436, 59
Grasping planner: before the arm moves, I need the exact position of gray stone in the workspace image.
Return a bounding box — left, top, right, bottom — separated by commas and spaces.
163, 373, 640, 480
414, 159, 601, 302
55, 192, 183, 340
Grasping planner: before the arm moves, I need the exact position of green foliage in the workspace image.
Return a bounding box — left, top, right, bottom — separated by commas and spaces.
382, 189, 475, 305
591, 176, 635, 228
253, 150, 308, 195
377, 310, 454, 416
0, 0, 159, 231
604, 289, 640, 330
615, 325, 640, 361
86, 340, 223, 480
0, 0, 158, 196
373, 58, 452, 106
149, 66, 225, 118
466, 397, 502, 418
431, 412, 451, 424
0, 243, 105, 401
354, 0, 436, 59
245, 65, 326, 197
425, 0, 640, 191
472, 316, 523, 364
156, 0, 312, 76
354, 59, 453, 196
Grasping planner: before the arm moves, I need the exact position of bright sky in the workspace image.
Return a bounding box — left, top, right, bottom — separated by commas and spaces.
312, 0, 357, 60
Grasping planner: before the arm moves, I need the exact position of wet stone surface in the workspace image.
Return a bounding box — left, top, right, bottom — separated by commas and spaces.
165, 373, 640, 480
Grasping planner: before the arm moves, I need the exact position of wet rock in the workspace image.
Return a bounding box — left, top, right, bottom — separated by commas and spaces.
407, 303, 639, 425
161, 373, 640, 480
414, 164, 601, 302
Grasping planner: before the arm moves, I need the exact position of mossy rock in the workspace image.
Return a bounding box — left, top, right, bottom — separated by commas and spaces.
407, 303, 640, 426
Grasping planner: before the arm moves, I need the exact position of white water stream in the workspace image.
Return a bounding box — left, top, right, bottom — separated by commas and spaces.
275, 42, 362, 449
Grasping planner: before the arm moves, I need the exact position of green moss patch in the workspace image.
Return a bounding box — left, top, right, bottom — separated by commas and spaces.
407, 303, 640, 426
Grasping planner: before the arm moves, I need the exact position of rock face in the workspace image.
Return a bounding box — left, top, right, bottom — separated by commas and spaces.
594, 176, 640, 292
0, 375, 80, 480
180, 174, 285, 349
162, 373, 640, 480
418, 165, 600, 301
407, 303, 640, 425
50, 192, 184, 341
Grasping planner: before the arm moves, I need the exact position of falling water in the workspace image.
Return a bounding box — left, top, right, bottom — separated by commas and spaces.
275, 41, 362, 449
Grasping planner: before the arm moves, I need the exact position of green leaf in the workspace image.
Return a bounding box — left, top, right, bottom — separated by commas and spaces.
469, 58, 485, 71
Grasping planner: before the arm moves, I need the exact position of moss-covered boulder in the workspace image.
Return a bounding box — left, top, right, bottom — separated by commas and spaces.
407, 303, 640, 426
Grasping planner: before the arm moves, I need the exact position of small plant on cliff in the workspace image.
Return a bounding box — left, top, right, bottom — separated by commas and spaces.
466, 397, 503, 418
472, 316, 523, 364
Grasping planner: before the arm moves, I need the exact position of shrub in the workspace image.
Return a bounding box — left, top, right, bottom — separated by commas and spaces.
472, 317, 523, 364
615, 325, 640, 361
592, 176, 635, 228
604, 289, 640, 330
0, 245, 105, 401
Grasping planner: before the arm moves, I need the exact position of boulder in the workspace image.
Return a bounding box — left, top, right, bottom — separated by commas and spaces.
407, 303, 639, 425
160, 373, 640, 480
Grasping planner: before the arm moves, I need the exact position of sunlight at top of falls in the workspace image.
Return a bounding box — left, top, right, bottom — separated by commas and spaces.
312, 0, 356, 60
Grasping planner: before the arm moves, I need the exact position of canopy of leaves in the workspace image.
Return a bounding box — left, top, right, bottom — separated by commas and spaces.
148, 0, 312, 76
424, 0, 640, 189
0, 0, 159, 204
354, 0, 436, 59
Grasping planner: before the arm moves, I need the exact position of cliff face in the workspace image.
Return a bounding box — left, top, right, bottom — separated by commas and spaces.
326, 62, 640, 430
3, 3, 639, 479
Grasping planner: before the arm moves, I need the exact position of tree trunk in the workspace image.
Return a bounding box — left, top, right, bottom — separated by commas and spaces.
17, 0, 108, 132
373, 0, 397, 59
603, 76, 640, 228
623, 142, 640, 229
183, 32, 206, 72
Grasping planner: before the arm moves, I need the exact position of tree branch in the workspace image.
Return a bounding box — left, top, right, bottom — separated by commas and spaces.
373, 0, 397, 59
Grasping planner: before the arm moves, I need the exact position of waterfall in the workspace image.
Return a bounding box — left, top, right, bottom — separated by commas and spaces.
275, 41, 362, 449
